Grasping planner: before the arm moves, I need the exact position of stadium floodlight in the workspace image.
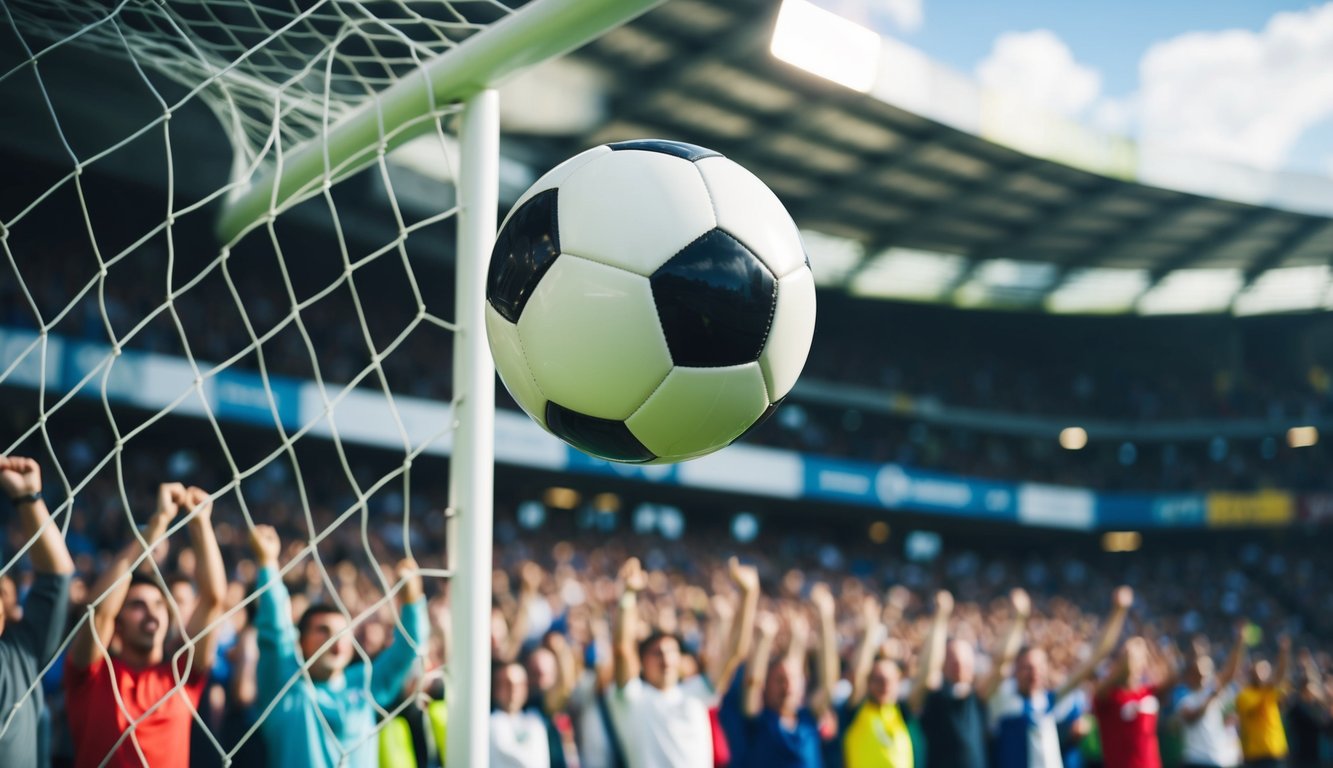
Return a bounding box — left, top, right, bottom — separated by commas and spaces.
850, 247, 966, 301
1232, 265, 1330, 316
1137, 269, 1244, 315
1060, 427, 1089, 451
955, 258, 1059, 308
1288, 426, 1319, 448
770, 0, 881, 93
1047, 268, 1151, 314
544, 487, 583, 510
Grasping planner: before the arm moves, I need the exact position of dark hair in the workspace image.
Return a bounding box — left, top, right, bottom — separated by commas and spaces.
638, 630, 682, 660
127, 572, 167, 599
296, 603, 345, 636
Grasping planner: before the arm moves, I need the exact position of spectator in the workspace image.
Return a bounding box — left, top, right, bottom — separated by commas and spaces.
1285, 648, 1331, 768
491, 658, 552, 768
1174, 623, 1245, 768
742, 583, 839, 768
915, 589, 1022, 768
249, 524, 428, 768
0, 456, 74, 768
991, 586, 1133, 768
1235, 637, 1292, 768
607, 556, 713, 768
66, 484, 225, 768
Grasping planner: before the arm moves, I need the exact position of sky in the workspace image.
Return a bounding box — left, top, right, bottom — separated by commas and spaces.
818, 0, 1333, 176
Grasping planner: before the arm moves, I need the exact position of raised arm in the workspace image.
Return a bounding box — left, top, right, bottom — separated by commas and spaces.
500, 561, 542, 663
249, 524, 300, 706
1180, 623, 1247, 724
368, 558, 428, 707
2, 456, 74, 575
1218, 622, 1246, 687
977, 587, 1031, 701
848, 594, 883, 709
1273, 635, 1292, 691
1, 456, 74, 667
1074, 585, 1134, 701
181, 487, 225, 678
810, 582, 839, 719
744, 611, 779, 717
69, 483, 182, 668
543, 630, 578, 714
613, 557, 646, 689
712, 557, 760, 699
909, 590, 953, 715
1298, 647, 1325, 703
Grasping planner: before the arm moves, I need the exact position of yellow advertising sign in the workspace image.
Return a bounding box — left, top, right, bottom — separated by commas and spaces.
1206, 491, 1294, 527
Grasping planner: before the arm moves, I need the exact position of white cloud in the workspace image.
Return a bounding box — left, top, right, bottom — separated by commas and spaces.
976, 30, 1102, 118
1091, 95, 1135, 135
818, 0, 923, 34
874, 0, 923, 33
1136, 3, 1333, 170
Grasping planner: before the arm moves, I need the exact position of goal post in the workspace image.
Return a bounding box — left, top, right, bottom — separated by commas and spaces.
215, 0, 666, 245
449, 86, 499, 767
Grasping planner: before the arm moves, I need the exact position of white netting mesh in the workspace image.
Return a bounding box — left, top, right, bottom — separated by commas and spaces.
0, 1, 527, 765
5, 0, 513, 186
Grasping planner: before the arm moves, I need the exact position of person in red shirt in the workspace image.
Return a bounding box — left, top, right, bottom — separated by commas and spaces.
1094, 634, 1175, 768
66, 483, 227, 768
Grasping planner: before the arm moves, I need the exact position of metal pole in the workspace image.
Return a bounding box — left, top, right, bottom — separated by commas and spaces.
448, 88, 498, 767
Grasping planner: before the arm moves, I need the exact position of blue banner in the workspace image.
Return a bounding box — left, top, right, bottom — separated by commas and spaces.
215, 369, 302, 430
804, 457, 1016, 519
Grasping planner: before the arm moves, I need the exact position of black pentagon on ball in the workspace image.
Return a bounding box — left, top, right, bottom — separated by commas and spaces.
608, 139, 722, 162
546, 402, 656, 463
487, 189, 560, 324
650, 228, 777, 368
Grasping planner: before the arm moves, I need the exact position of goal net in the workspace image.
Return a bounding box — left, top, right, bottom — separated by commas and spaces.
0, 0, 660, 765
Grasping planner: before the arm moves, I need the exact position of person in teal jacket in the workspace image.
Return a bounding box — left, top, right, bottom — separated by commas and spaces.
248, 524, 428, 768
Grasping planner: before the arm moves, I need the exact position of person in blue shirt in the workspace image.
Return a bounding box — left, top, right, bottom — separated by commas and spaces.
248, 524, 428, 768
742, 582, 840, 768
988, 586, 1133, 768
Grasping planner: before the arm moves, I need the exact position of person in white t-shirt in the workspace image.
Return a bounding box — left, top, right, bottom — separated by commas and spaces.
605, 557, 713, 768
491, 659, 553, 768
1176, 623, 1246, 768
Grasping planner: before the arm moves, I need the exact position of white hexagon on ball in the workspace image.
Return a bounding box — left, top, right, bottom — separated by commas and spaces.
557, 150, 716, 277
517, 254, 673, 421
626, 363, 771, 460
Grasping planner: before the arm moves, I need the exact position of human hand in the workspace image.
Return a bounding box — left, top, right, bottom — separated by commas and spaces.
0, 456, 41, 497
1113, 586, 1134, 611
1010, 587, 1031, 619
155, 482, 188, 526
397, 558, 424, 603
249, 524, 281, 567
619, 557, 646, 594
729, 557, 760, 593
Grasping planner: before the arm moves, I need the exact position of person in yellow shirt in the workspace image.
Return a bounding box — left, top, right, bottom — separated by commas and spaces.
843, 657, 914, 768
1235, 635, 1290, 768
839, 592, 923, 768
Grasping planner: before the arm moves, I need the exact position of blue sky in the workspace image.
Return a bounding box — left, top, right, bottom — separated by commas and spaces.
821, 0, 1333, 175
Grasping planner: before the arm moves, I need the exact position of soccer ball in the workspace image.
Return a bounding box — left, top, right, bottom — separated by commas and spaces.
485, 139, 816, 464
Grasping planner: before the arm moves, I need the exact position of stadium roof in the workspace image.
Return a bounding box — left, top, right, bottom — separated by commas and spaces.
497, 0, 1333, 316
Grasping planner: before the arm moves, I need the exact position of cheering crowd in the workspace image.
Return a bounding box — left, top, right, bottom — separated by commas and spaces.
0, 452, 1330, 768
